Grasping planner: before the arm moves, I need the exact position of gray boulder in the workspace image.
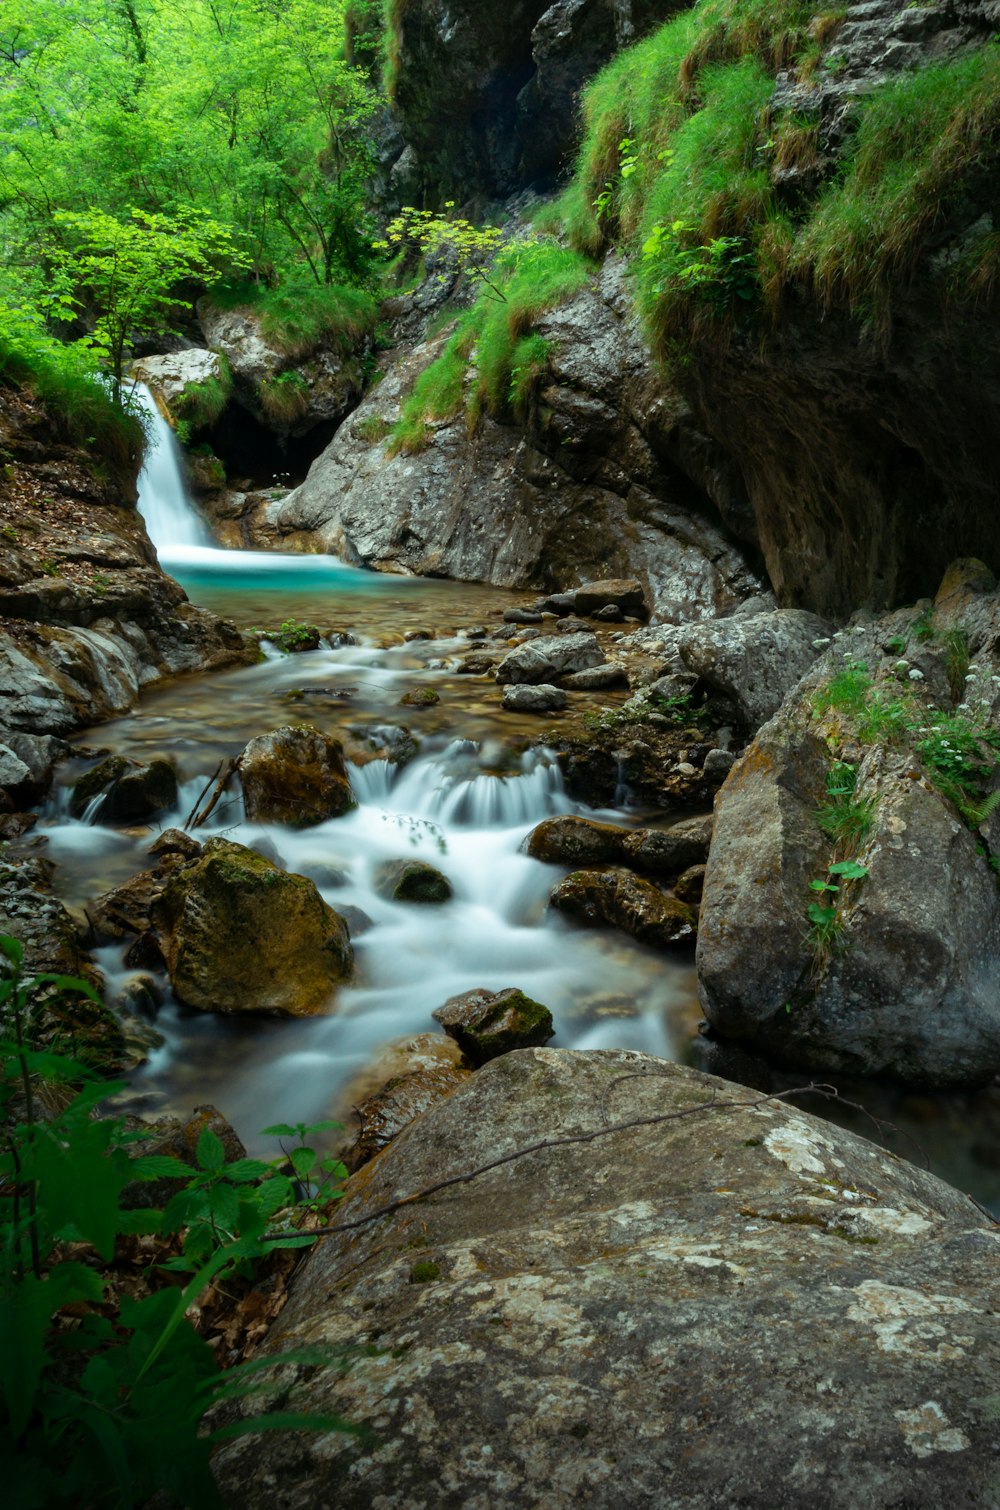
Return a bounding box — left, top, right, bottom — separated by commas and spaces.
432, 986, 554, 1064
673, 608, 834, 727
495, 632, 604, 686
212, 1049, 1000, 1509
500, 683, 567, 713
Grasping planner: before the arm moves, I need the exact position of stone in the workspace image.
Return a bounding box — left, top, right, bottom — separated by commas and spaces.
132, 349, 226, 411
70, 754, 177, 823
213, 1050, 1000, 1509
237, 725, 354, 827
502, 607, 543, 624
697, 597, 1000, 1085
0, 744, 35, 808
345, 1037, 471, 1170
549, 867, 696, 949
534, 592, 575, 616
674, 863, 707, 905
573, 577, 649, 619
674, 608, 835, 728
526, 813, 713, 877
702, 746, 737, 779
432, 986, 554, 1065
374, 859, 453, 905
559, 662, 629, 690
500, 683, 567, 713
152, 838, 352, 1016
494, 631, 604, 685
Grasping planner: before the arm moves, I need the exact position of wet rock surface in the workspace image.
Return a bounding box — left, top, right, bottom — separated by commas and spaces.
153, 838, 353, 1016
698, 565, 1000, 1085
526, 812, 712, 877
212, 1049, 1000, 1510
374, 858, 453, 905
236, 724, 355, 827
432, 986, 555, 1064
550, 866, 696, 949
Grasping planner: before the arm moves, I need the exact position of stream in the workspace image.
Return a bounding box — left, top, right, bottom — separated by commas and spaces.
37, 395, 1000, 1204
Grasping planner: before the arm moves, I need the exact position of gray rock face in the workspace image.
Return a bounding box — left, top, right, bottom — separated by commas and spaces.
131, 349, 224, 408
245, 264, 764, 616
495, 631, 603, 685
212, 1049, 1000, 1509
196, 300, 366, 439
697, 570, 1000, 1085
672, 608, 834, 727
500, 682, 568, 713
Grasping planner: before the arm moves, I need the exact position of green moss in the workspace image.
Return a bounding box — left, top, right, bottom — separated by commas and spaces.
173, 359, 233, 434
205, 280, 378, 359
259, 371, 311, 424
409, 1260, 441, 1283
387, 240, 591, 454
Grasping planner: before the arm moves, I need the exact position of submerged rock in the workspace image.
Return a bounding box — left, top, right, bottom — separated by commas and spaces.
374, 858, 453, 905
550, 867, 696, 949
432, 986, 555, 1065
212, 1049, 1000, 1509
153, 838, 352, 1016
237, 725, 354, 827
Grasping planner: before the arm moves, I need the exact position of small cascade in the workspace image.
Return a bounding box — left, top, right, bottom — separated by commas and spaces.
134, 385, 210, 553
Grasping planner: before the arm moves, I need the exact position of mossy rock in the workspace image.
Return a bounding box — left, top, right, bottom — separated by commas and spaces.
70, 754, 177, 823
375, 859, 453, 905
152, 838, 353, 1016
433, 986, 554, 1066
549, 867, 696, 950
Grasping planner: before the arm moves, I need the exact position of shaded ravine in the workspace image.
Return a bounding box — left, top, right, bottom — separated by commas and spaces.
37, 402, 1000, 1203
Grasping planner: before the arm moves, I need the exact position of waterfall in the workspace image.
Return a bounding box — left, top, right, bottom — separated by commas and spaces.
134, 384, 211, 554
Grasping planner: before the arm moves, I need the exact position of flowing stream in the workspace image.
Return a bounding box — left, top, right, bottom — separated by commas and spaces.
37, 395, 1000, 1200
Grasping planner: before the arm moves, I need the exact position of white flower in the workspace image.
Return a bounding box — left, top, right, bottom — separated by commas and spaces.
958, 703, 971, 713
812, 638, 831, 648
965, 674, 976, 682
895, 660, 909, 670
908, 669, 924, 681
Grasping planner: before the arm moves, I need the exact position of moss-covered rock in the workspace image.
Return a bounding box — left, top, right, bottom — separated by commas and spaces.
549, 867, 695, 949
432, 987, 554, 1066
152, 838, 352, 1016
236, 724, 354, 827
374, 859, 453, 905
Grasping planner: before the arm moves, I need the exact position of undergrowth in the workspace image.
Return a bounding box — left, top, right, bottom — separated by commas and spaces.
386, 241, 592, 455
0, 302, 144, 484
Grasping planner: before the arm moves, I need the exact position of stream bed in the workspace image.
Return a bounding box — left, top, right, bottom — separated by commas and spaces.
35, 397, 1000, 1207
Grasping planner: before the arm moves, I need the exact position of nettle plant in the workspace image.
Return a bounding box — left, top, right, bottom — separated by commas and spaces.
0, 935, 352, 1507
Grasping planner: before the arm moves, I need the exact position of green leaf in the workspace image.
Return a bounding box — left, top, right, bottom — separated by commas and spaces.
807, 902, 838, 926
195, 1126, 226, 1172
289, 1146, 317, 1177
30, 1121, 126, 1258
128, 1154, 191, 1181
208, 1410, 360, 1443
223, 1157, 272, 1183
828, 859, 870, 879
808, 879, 838, 892
259, 1123, 298, 1138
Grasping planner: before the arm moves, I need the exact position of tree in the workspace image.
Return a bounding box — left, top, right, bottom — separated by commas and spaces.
375, 205, 507, 301
45, 205, 244, 403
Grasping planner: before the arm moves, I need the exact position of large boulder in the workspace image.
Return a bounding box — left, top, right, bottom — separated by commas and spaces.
152, 838, 352, 1015
212, 1049, 1000, 1509
197, 300, 367, 439
672, 608, 835, 728
698, 578, 1000, 1085
374, 858, 453, 904
70, 754, 177, 823
237, 725, 354, 827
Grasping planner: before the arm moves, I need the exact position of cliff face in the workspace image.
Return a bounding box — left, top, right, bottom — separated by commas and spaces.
0, 383, 250, 735
385, 0, 686, 201
373, 0, 1000, 620
246, 259, 765, 621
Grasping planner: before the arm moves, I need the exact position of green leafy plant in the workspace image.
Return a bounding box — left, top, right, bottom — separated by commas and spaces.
256, 619, 321, 653
374, 205, 507, 301
816, 760, 875, 846
0, 935, 354, 1506
806, 859, 869, 952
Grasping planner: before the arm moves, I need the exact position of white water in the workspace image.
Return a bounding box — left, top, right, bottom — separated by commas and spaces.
41, 395, 696, 1147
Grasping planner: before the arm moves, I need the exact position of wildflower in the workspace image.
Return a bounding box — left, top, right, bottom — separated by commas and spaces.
812, 638, 831, 648
908, 669, 924, 681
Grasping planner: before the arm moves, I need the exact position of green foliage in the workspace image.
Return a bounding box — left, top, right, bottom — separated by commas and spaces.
816, 760, 875, 847
915, 711, 1000, 816
173, 365, 234, 436
257, 619, 322, 653
0, 936, 352, 1507
807, 859, 869, 951
387, 239, 592, 453
811, 658, 873, 717
0, 301, 144, 481
259, 371, 311, 424
45, 207, 244, 404
374, 206, 507, 301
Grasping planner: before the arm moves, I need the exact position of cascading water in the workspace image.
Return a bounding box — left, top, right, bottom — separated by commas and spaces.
134, 385, 211, 556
